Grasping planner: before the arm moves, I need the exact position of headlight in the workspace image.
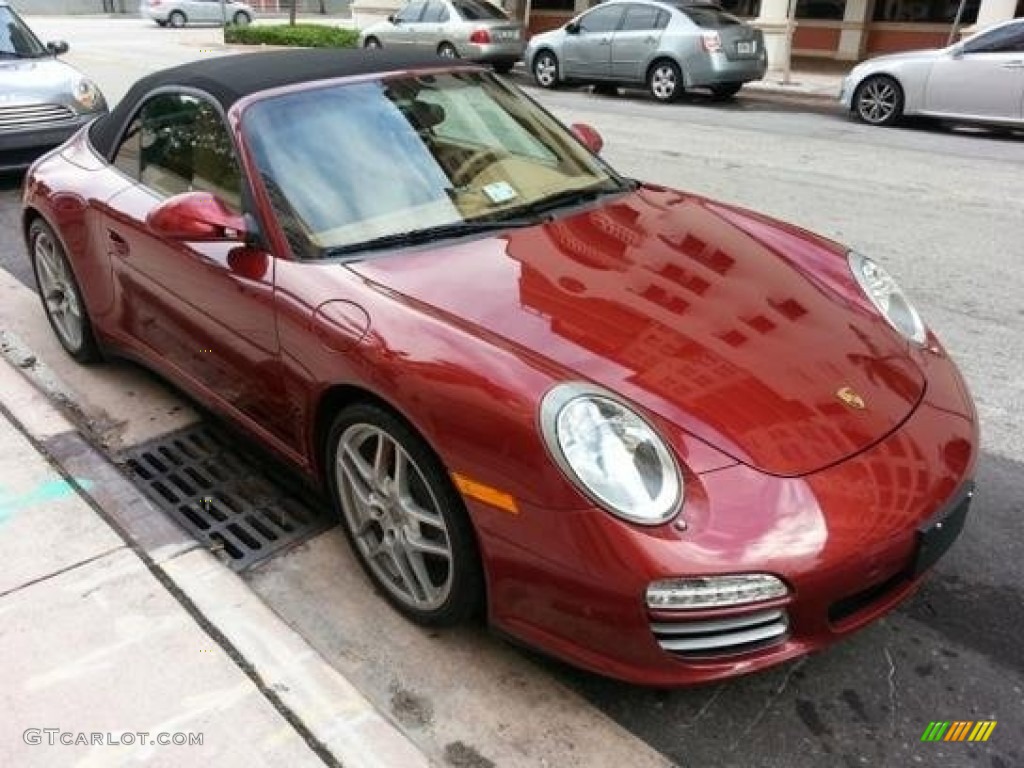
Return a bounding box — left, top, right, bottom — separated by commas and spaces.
72, 78, 103, 112
646, 574, 789, 610
848, 251, 927, 345
540, 383, 681, 525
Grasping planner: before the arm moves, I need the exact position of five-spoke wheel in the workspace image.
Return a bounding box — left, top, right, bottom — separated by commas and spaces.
328, 404, 482, 625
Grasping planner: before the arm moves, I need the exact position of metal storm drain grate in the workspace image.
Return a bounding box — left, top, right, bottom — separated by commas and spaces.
120, 424, 334, 570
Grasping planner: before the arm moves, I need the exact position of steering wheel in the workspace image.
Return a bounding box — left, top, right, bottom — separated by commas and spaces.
451, 148, 510, 187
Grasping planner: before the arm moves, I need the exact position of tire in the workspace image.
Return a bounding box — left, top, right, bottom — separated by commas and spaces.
493, 62, 513, 75
363, 35, 381, 49
232, 11, 251, 26
168, 10, 186, 27
28, 219, 101, 364
710, 83, 743, 100
326, 403, 484, 627
853, 75, 904, 126
438, 42, 459, 59
532, 49, 559, 89
648, 59, 682, 103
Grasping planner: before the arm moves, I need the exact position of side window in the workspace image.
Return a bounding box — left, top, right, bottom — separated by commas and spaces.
135, 92, 243, 212
621, 4, 662, 31
422, 1, 450, 22
964, 22, 1024, 54
578, 5, 625, 34
397, 1, 427, 22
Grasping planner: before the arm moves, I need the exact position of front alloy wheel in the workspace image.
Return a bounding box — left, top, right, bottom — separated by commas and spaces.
533, 51, 558, 89
29, 219, 100, 363
327, 404, 483, 625
854, 75, 903, 126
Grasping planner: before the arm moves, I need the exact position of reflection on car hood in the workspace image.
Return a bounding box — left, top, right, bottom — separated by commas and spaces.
0, 57, 80, 102
349, 185, 925, 477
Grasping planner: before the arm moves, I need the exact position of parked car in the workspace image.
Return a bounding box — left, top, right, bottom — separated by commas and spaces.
22, 49, 978, 686
525, 0, 767, 102
359, 0, 525, 73
0, 0, 107, 172
841, 18, 1024, 127
141, 0, 255, 27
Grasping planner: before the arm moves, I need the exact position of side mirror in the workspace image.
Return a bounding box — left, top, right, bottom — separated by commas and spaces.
571, 122, 603, 154
950, 43, 964, 58
389, 14, 399, 23
147, 192, 247, 242
46, 40, 70, 55
565, 21, 580, 35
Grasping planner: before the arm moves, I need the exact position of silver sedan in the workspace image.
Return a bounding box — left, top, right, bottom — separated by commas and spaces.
0, 0, 107, 171
841, 19, 1024, 128
141, 0, 255, 27
359, 0, 525, 73
524, 0, 766, 102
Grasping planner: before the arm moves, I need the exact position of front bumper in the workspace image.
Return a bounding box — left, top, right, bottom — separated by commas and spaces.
0, 112, 100, 172
472, 347, 978, 685
839, 76, 854, 108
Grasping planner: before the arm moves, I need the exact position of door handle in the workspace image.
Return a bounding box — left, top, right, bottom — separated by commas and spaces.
598, 37, 611, 45
107, 229, 129, 257
1001, 60, 1024, 69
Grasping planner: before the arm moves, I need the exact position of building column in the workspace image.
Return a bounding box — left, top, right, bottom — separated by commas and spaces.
754, 0, 794, 74
975, 0, 1018, 27
835, 0, 870, 61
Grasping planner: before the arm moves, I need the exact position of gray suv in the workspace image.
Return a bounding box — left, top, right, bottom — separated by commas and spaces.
525, 1, 767, 102
0, 0, 107, 171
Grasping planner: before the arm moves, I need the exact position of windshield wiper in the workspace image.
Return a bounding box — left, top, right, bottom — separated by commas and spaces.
504, 183, 626, 220
321, 214, 545, 260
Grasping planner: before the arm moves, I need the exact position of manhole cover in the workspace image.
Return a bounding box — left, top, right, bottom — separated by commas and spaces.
120, 424, 335, 570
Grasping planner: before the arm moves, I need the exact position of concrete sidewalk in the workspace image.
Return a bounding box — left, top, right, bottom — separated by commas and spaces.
0, 356, 428, 768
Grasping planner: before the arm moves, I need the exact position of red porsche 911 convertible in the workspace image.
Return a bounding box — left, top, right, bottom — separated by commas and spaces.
21, 49, 978, 686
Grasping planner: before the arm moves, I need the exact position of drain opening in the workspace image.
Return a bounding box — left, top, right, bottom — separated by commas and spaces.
120, 423, 335, 570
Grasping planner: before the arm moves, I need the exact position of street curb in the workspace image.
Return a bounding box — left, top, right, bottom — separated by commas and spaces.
0, 338, 431, 768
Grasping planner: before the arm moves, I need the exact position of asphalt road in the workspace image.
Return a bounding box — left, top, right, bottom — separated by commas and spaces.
2, 17, 1023, 768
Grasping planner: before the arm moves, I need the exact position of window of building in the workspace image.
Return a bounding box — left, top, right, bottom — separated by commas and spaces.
796, 0, 845, 20
718, 0, 761, 18
872, 0, 979, 24
532, 0, 575, 10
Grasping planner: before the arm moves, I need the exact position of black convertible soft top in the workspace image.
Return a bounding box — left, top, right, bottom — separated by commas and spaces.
90, 48, 453, 158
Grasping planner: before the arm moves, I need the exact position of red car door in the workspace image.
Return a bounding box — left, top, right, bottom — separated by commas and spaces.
102, 91, 294, 452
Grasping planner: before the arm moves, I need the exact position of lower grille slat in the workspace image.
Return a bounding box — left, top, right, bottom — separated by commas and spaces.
0, 103, 76, 132
652, 607, 789, 657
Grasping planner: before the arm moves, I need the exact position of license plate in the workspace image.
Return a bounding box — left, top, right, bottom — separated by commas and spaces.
912, 488, 972, 576
496, 30, 519, 41
737, 41, 755, 54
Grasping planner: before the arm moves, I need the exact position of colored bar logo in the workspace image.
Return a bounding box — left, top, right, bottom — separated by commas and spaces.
921, 721, 997, 742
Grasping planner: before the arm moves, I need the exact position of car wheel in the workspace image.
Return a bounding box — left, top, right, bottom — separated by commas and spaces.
532, 50, 559, 89
438, 42, 459, 59
168, 10, 186, 27
326, 403, 484, 626
493, 62, 513, 75
853, 75, 904, 126
648, 59, 682, 103
232, 11, 251, 25
28, 219, 101, 364
710, 83, 743, 100
364, 36, 381, 49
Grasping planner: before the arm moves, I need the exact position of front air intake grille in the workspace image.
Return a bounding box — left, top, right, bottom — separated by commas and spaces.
652, 608, 789, 657
0, 103, 76, 132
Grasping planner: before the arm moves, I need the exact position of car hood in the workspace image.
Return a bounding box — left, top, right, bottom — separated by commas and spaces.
0, 56, 80, 101
348, 185, 925, 477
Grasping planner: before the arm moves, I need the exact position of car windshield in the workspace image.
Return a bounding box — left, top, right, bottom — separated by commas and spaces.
243, 71, 626, 259
0, 6, 48, 58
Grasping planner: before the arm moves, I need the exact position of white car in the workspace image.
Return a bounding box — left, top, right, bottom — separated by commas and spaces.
141, 0, 255, 27
840, 18, 1024, 128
